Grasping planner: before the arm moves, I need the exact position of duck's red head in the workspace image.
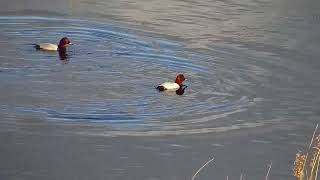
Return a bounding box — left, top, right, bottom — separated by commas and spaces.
58, 37, 72, 49
175, 74, 186, 86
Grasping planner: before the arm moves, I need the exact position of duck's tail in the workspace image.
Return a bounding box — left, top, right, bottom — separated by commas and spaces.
156, 85, 166, 91
33, 44, 41, 50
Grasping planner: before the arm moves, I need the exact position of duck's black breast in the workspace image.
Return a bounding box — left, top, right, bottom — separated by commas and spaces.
176, 85, 187, 95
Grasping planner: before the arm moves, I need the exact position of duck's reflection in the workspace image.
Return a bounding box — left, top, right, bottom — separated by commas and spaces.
59, 51, 70, 61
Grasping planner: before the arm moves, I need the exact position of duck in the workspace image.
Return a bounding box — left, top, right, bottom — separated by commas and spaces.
34, 37, 73, 51
156, 74, 186, 91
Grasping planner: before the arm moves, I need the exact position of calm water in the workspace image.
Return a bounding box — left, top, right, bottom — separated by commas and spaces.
0, 0, 320, 179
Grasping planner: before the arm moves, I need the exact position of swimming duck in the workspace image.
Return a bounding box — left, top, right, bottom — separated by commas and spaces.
156, 74, 186, 91
35, 37, 73, 51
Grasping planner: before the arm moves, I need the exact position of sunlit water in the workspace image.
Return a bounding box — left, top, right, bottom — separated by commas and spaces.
0, 0, 320, 179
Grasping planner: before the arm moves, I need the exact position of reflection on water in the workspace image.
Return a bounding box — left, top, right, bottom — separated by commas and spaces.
58, 51, 69, 61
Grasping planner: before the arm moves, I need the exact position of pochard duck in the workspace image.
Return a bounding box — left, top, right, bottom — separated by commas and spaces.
156, 74, 186, 91
35, 37, 73, 51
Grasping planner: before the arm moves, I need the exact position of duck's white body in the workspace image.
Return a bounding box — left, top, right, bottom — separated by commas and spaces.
36, 43, 58, 51
158, 82, 180, 90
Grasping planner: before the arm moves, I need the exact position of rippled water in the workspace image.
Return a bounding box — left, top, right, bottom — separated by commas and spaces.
1, 0, 320, 179
0, 16, 264, 136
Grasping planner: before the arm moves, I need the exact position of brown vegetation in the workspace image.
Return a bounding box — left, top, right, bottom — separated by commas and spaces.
293, 124, 320, 180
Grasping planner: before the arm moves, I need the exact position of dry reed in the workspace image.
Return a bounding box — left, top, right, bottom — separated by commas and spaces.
191, 157, 215, 180
293, 124, 320, 180
190, 124, 320, 180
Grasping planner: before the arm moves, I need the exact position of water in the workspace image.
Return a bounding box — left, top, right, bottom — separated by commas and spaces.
0, 0, 320, 179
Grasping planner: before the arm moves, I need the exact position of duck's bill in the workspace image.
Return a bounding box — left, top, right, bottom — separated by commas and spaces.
68, 43, 74, 45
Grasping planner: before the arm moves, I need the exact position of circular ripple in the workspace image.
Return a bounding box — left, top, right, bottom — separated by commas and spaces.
0, 16, 265, 136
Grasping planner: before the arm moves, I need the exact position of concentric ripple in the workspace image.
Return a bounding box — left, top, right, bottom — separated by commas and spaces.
0, 16, 268, 136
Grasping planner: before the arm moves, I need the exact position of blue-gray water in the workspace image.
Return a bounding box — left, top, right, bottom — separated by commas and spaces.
0, 0, 319, 179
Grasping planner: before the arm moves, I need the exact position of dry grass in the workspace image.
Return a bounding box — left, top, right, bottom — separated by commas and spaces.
293, 124, 320, 180
190, 124, 320, 180
191, 157, 215, 180
265, 161, 272, 180
191, 158, 273, 180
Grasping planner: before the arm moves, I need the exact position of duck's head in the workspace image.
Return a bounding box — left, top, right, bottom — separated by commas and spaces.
58, 37, 73, 49
175, 74, 186, 86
